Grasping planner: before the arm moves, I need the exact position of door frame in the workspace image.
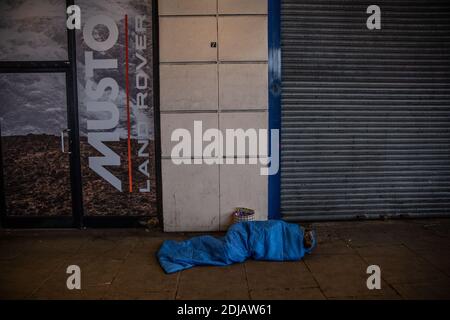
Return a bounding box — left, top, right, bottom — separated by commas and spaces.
0, 0, 162, 228
268, 0, 282, 220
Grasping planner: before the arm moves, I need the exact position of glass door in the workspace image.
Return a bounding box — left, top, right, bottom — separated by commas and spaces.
0, 0, 80, 227
0, 73, 72, 217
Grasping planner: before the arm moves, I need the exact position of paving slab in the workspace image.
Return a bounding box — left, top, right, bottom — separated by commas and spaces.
176, 264, 249, 300
411, 249, 450, 277
313, 239, 355, 255
355, 245, 448, 285
74, 235, 139, 261
392, 280, 450, 300
110, 251, 178, 295
31, 284, 109, 300
250, 287, 325, 300
103, 290, 175, 300
305, 253, 398, 299
0, 252, 69, 299
0, 219, 449, 300
245, 260, 317, 292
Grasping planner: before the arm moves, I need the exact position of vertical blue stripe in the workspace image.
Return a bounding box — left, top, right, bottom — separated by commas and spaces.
268, 0, 281, 220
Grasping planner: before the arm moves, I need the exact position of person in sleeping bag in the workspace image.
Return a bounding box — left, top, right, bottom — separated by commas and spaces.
157, 220, 316, 274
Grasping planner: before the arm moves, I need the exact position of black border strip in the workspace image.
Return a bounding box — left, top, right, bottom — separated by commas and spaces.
83, 216, 143, 228
66, 0, 83, 228
1, 216, 145, 229
152, 0, 163, 227
0, 61, 70, 73
1, 216, 74, 229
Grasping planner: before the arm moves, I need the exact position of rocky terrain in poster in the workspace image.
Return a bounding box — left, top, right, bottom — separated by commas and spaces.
79, 136, 158, 217
2, 135, 157, 217
2, 135, 72, 216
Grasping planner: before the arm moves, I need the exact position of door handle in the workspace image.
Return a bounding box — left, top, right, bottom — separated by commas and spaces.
60, 129, 71, 154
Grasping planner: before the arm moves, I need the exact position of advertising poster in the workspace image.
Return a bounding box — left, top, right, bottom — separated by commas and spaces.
76, 0, 156, 216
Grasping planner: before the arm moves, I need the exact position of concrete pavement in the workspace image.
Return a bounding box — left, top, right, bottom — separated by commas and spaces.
0, 219, 449, 299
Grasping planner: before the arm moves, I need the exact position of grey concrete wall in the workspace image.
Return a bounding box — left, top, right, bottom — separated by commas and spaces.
159, 0, 268, 231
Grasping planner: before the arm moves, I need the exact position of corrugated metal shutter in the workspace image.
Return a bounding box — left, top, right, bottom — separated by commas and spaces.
280, 0, 450, 221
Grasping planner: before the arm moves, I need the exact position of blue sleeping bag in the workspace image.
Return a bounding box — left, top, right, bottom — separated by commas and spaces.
157, 220, 316, 274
